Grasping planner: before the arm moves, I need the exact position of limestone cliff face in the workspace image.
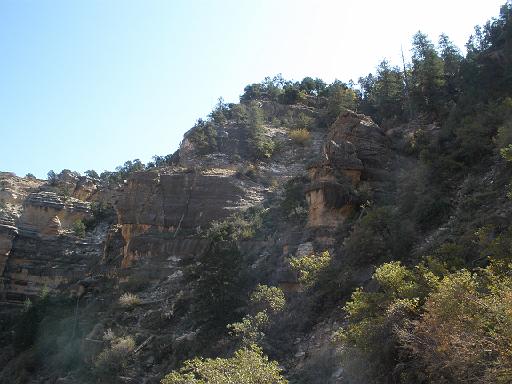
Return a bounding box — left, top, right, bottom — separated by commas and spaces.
18, 192, 91, 234
0, 108, 389, 306
305, 110, 390, 227
114, 170, 263, 267
0, 174, 101, 303
2, 231, 104, 302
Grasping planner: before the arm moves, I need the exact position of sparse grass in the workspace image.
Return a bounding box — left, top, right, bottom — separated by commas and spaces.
118, 292, 141, 307
289, 129, 311, 146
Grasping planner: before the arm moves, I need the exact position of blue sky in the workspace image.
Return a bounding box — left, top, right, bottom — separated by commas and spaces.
0, 0, 506, 178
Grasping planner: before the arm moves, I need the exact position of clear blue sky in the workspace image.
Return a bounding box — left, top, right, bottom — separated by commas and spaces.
0, 0, 506, 178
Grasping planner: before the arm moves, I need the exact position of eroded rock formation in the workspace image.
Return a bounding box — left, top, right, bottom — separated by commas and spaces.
0, 174, 98, 303
305, 110, 389, 227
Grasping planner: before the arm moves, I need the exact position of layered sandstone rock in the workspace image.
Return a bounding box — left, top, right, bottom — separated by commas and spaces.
329, 110, 390, 169
0, 172, 44, 206
305, 110, 390, 227
0, 173, 100, 303
114, 170, 261, 267
1, 231, 104, 302
18, 192, 91, 234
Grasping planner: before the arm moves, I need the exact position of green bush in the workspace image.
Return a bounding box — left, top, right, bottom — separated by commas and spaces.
161, 345, 287, 384
294, 113, 314, 129
246, 102, 275, 159
227, 285, 286, 346
72, 219, 86, 237
206, 208, 266, 242
188, 119, 218, 155
399, 268, 512, 383
84, 201, 116, 230
343, 207, 415, 266
228, 311, 270, 346
290, 251, 331, 288
249, 284, 285, 314
280, 176, 308, 219
333, 261, 439, 383
187, 239, 248, 333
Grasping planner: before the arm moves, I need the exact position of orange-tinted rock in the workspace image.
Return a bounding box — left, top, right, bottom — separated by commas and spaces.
40, 215, 62, 236
305, 110, 389, 227
114, 170, 260, 267
18, 192, 91, 233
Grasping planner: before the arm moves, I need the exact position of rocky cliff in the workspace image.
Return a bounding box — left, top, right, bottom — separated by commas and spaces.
0, 104, 466, 383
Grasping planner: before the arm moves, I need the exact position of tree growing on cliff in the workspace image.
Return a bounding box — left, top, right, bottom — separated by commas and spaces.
84, 169, 99, 179
410, 31, 446, 118
47, 170, 58, 186
325, 81, 358, 125
189, 239, 248, 333
246, 102, 274, 159
72, 220, 86, 237
359, 60, 406, 125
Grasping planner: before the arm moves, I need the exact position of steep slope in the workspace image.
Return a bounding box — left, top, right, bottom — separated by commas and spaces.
0, 101, 426, 383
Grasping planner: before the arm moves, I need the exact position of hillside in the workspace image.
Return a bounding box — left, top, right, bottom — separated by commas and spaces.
1, 3, 512, 384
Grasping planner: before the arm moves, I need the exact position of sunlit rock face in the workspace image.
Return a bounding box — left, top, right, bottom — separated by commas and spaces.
114, 170, 259, 267
18, 192, 91, 235
329, 110, 390, 168
0, 173, 101, 304
305, 110, 390, 227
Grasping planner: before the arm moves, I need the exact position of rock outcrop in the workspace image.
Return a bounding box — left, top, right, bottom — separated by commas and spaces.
0, 174, 99, 303
18, 192, 91, 234
114, 169, 263, 268
0, 105, 403, 383
305, 110, 389, 227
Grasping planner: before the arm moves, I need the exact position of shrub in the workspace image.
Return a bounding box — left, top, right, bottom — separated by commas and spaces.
228, 285, 286, 346
294, 113, 314, 129
206, 208, 266, 243
501, 144, 512, 162
333, 261, 439, 383
246, 102, 275, 159
249, 285, 285, 314
399, 268, 512, 383
47, 170, 58, 186
279, 87, 306, 105
289, 129, 311, 146
72, 219, 86, 237
190, 241, 248, 331
343, 207, 415, 266
59, 187, 71, 202
84, 201, 116, 230
84, 169, 99, 179
13, 287, 52, 352
161, 345, 287, 384
235, 164, 261, 182
280, 176, 308, 219
228, 311, 270, 346
188, 119, 218, 155
290, 251, 331, 288
118, 292, 141, 307
94, 334, 135, 378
